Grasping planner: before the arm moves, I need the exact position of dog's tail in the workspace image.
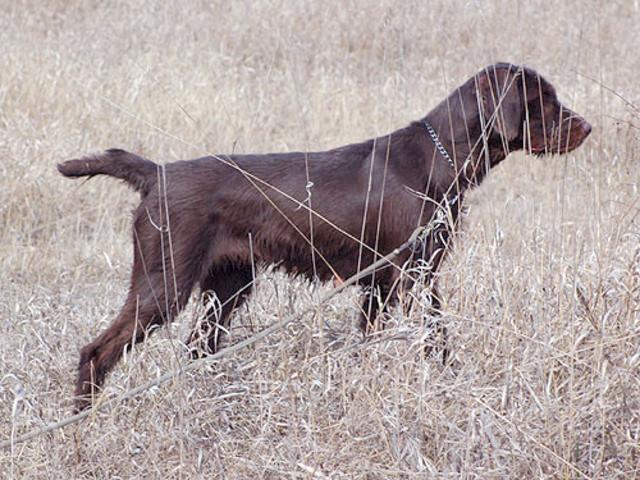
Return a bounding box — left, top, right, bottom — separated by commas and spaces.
57, 149, 158, 196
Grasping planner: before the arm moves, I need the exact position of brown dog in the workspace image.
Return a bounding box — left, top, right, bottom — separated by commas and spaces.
59, 63, 591, 411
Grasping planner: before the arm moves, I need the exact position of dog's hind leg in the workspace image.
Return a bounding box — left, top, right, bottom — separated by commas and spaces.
188, 264, 254, 358
73, 223, 205, 412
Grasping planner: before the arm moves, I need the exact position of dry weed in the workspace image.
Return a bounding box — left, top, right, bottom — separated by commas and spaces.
1, 0, 639, 478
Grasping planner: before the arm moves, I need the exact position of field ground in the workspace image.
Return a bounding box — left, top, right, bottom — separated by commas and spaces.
1, 0, 639, 478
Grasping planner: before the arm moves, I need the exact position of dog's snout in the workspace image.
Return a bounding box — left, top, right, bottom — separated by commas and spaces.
581, 120, 592, 137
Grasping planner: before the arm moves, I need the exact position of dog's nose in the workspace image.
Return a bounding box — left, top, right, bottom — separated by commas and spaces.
581, 120, 592, 137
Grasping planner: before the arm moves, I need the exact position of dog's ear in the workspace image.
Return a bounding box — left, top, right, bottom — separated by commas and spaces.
477, 65, 522, 142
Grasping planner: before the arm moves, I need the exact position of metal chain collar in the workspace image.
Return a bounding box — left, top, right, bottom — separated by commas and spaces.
411, 120, 466, 260
423, 120, 456, 170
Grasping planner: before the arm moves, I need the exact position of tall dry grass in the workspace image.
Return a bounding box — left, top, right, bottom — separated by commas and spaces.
1, 0, 639, 477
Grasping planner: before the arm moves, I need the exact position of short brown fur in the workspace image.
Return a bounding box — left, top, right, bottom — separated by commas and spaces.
58, 63, 591, 411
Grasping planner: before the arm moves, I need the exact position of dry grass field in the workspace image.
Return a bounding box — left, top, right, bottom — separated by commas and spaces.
1, 0, 639, 478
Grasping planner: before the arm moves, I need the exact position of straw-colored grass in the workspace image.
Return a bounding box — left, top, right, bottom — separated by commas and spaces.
1, 0, 639, 477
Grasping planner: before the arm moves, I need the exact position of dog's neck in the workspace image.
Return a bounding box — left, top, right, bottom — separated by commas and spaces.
421, 99, 511, 191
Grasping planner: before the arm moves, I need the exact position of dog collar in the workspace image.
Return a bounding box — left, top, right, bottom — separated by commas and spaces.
423, 120, 467, 213
423, 120, 455, 170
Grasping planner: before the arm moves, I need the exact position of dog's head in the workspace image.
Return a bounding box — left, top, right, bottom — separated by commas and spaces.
475, 63, 592, 156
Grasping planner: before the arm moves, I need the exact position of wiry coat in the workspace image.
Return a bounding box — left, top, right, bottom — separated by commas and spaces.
58, 63, 591, 411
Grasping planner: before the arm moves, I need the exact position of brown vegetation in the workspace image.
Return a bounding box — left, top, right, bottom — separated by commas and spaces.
1, 1, 638, 478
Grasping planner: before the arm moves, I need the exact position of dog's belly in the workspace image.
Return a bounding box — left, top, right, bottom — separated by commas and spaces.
277, 248, 378, 282
210, 228, 383, 283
